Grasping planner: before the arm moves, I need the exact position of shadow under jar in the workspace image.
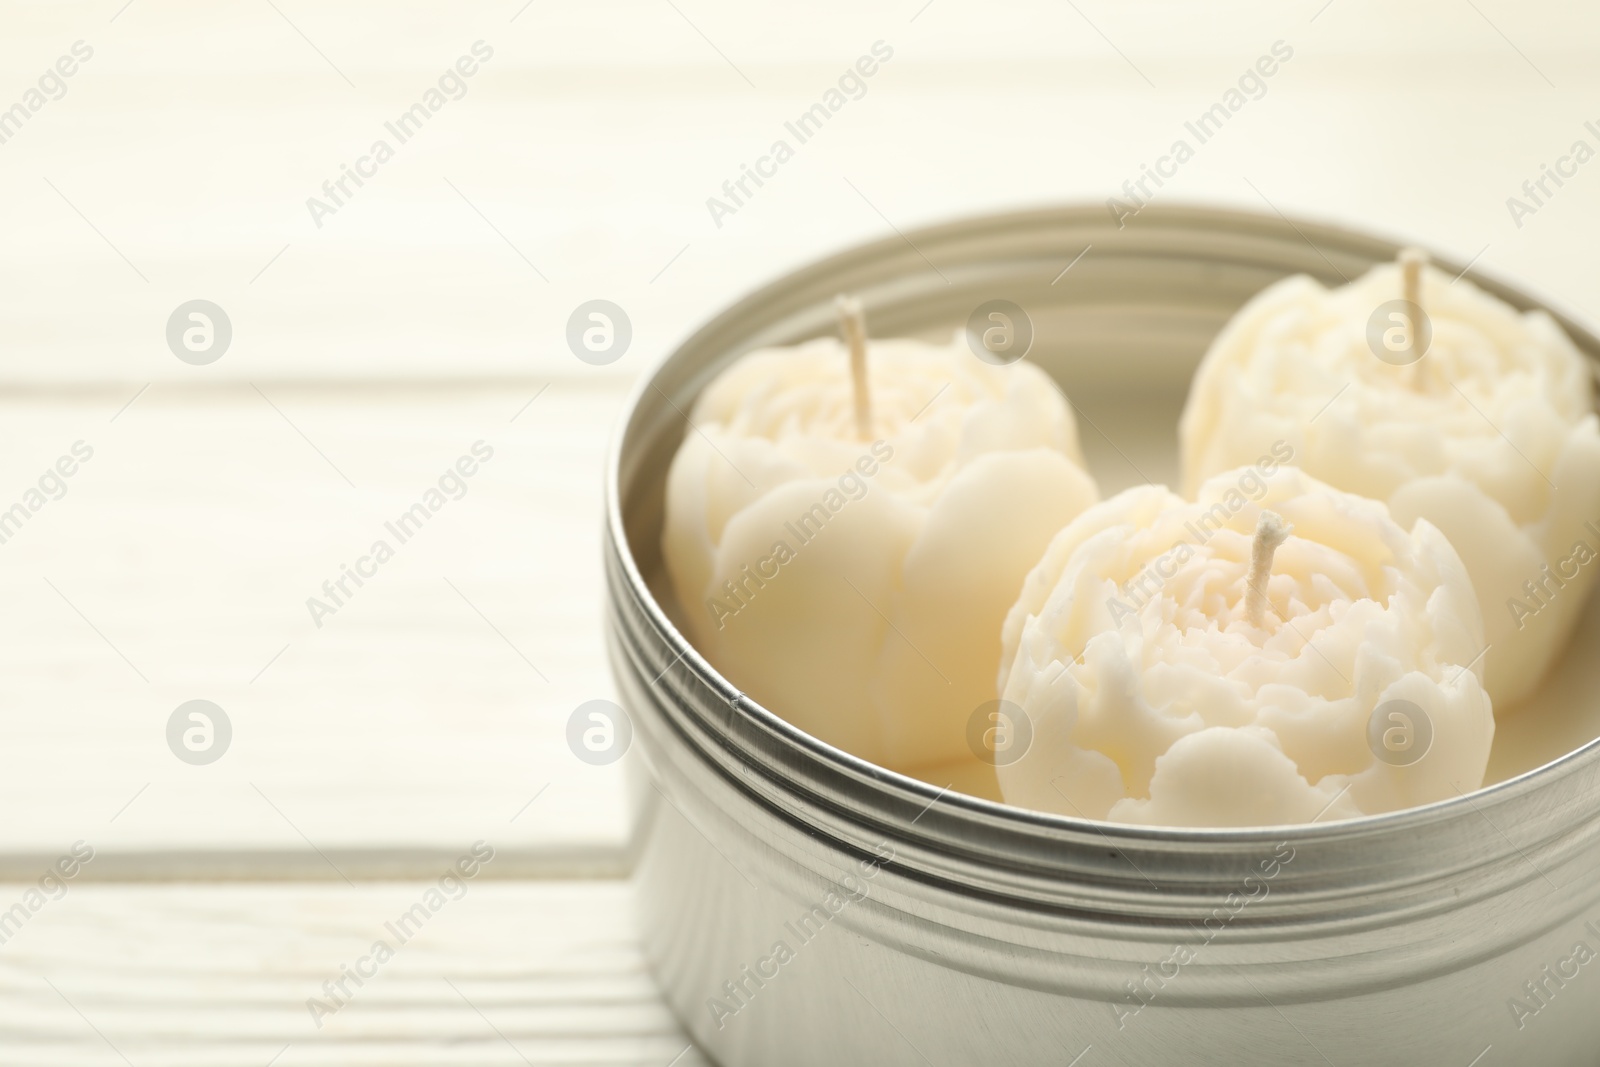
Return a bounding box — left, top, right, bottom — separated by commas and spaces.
605, 204, 1600, 1067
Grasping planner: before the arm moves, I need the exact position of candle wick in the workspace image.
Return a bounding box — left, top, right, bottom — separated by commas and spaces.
1245, 510, 1292, 627
836, 294, 871, 441
1398, 247, 1428, 375
1399, 247, 1426, 310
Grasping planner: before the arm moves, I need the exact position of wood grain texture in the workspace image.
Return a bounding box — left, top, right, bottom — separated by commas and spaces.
0, 383, 637, 865
0, 879, 707, 1066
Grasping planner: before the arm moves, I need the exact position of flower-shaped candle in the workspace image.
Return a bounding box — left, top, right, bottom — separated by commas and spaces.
1181, 252, 1600, 707
663, 299, 1099, 773
996, 466, 1494, 826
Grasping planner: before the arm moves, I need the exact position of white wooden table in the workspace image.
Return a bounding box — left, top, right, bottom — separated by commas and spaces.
2, 0, 1597, 1061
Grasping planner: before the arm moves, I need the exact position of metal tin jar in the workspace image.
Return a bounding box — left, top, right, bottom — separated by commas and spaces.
605, 204, 1600, 1066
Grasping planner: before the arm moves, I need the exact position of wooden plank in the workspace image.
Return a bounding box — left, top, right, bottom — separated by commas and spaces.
0, 879, 706, 1066
0, 383, 636, 864
0, 3, 1594, 386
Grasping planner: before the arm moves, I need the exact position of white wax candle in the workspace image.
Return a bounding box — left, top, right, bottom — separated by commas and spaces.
663, 328, 1098, 772
1180, 256, 1600, 708
996, 466, 1493, 826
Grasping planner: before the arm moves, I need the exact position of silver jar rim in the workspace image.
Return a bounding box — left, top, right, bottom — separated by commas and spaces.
605, 202, 1600, 926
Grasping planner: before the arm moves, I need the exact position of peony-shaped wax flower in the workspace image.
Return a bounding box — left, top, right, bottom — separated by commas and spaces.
996, 466, 1494, 827
663, 305, 1098, 774
1180, 252, 1600, 708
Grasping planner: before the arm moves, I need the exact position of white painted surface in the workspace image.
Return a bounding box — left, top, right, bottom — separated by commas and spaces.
0, 1, 1597, 385
0, 880, 707, 1065
0, 384, 635, 860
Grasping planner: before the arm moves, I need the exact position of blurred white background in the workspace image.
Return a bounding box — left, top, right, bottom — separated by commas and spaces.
3, 1, 1599, 382
1, 0, 1597, 1061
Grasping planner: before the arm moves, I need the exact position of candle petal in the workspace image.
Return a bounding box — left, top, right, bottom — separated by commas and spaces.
996, 466, 1494, 826
663, 332, 1100, 772
1180, 260, 1600, 708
